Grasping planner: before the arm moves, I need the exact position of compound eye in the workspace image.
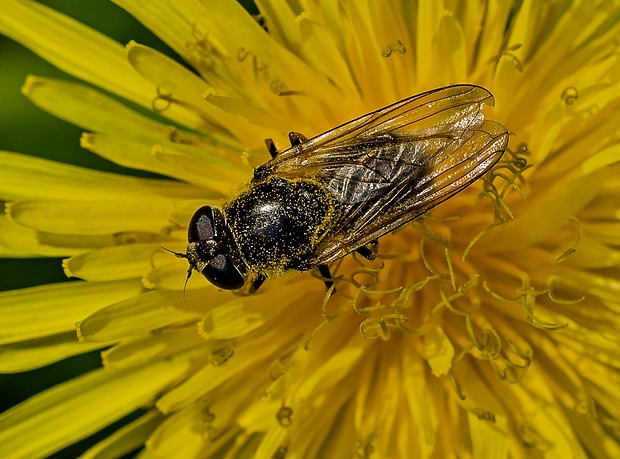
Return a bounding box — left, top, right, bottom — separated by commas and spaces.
202, 254, 246, 290
188, 206, 224, 243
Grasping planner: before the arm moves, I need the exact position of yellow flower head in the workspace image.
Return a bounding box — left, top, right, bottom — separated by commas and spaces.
1, 1, 620, 458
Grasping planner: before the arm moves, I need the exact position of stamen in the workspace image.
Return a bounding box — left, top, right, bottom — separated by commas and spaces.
277, 406, 293, 427
545, 278, 585, 305
449, 346, 472, 400
354, 434, 376, 459
433, 285, 479, 318
351, 250, 385, 270
152, 87, 201, 117
359, 314, 408, 340
561, 86, 579, 106
197, 400, 218, 440
184, 24, 224, 76
483, 275, 580, 330
483, 142, 530, 219
270, 79, 304, 97
555, 216, 582, 262
445, 246, 456, 291
418, 237, 449, 281
273, 446, 288, 459
268, 350, 295, 381
353, 285, 403, 315
304, 281, 347, 350
465, 143, 531, 259
517, 423, 551, 450
152, 86, 174, 113
350, 270, 381, 291
251, 13, 268, 32
463, 223, 499, 260
490, 44, 524, 71
427, 271, 535, 394
381, 39, 406, 58
472, 408, 496, 423
209, 343, 235, 366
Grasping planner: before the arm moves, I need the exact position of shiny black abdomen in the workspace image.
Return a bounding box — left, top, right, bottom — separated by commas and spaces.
223, 177, 337, 274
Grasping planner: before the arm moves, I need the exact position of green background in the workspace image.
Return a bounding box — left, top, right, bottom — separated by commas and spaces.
0, 1, 257, 457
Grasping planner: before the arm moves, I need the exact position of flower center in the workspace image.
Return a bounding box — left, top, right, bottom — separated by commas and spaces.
303, 144, 586, 394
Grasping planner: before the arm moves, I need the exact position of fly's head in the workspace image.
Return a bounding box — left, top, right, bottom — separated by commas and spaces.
177, 206, 248, 290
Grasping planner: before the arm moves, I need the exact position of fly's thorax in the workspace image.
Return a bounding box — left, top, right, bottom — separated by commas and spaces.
223, 176, 339, 275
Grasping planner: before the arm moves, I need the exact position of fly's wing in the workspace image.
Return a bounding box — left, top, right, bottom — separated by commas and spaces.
257, 85, 509, 265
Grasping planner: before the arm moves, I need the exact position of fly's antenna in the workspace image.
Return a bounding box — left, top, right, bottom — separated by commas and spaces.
157, 243, 187, 259
182, 267, 193, 302
158, 243, 191, 302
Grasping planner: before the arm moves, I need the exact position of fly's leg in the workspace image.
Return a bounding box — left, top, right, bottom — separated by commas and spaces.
355, 240, 379, 260
249, 273, 267, 294
264, 138, 279, 158
288, 132, 308, 147
318, 264, 334, 291
264, 132, 308, 159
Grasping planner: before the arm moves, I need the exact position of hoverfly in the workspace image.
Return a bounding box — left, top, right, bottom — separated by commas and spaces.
177, 85, 509, 292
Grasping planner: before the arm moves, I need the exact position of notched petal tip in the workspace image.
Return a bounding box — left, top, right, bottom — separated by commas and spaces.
20, 74, 40, 97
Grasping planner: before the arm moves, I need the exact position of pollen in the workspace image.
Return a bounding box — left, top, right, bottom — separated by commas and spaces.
1, 1, 620, 458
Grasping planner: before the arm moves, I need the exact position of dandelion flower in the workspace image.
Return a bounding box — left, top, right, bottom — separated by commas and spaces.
1, 1, 620, 458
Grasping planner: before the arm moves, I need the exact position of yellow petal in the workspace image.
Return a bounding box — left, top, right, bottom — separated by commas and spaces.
468, 410, 509, 458
125, 40, 219, 104
337, 4, 399, 105
493, 53, 524, 123
0, 332, 104, 373
102, 327, 211, 369
22, 76, 195, 146
7, 199, 174, 235
477, 2, 514, 67
81, 133, 245, 192
254, 0, 301, 50
0, 151, 202, 202
478, 168, 607, 253
298, 15, 357, 97
0, 358, 194, 459
0, 0, 208, 130
415, 0, 443, 85
432, 11, 467, 84
0, 215, 89, 257
112, 0, 195, 59
255, 424, 288, 459
0, 0, 153, 111
63, 244, 160, 281
586, 222, 620, 244
77, 289, 204, 342
147, 403, 238, 458
81, 410, 164, 459
402, 350, 437, 452
505, 0, 540, 63
151, 144, 246, 192
206, 94, 290, 130
142, 261, 192, 291
296, 342, 365, 400
126, 41, 271, 146
422, 326, 455, 376
155, 308, 318, 413
528, 102, 569, 165
145, 0, 341, 131
199, 282, 306, 339
0, 279, 143, 345
156, 341, 259, 414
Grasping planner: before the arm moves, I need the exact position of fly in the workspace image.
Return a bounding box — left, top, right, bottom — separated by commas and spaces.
174, 85, 509, 292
